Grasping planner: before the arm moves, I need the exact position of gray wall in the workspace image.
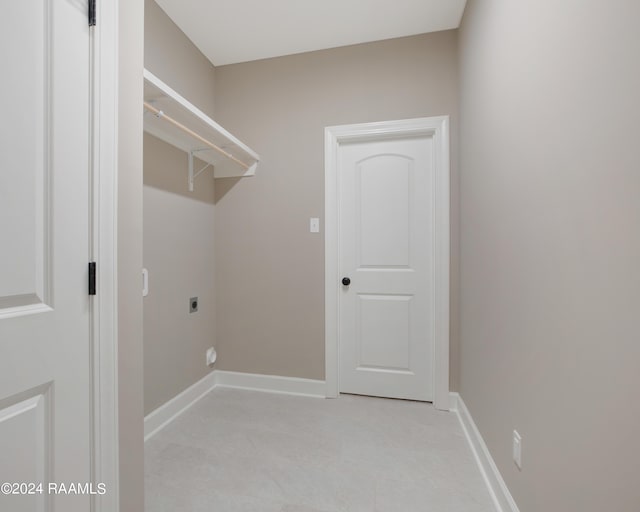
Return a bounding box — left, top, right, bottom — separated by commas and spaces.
118, 0, 144, 509
458, 1, 640, 510
143, 0, 217, 414
144, 0, 215, 117
143, 134, 216, 414
213, 32, 460, 387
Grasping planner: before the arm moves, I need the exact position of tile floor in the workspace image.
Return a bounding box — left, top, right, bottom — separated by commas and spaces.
145, 388, 495, 512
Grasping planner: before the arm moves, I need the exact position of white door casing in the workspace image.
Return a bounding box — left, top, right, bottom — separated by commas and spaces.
325, 117, 450, 409
91, 1, 120, 510
0, 1, 119, 511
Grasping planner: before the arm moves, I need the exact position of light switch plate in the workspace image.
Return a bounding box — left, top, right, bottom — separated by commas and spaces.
310, 217, 320, 233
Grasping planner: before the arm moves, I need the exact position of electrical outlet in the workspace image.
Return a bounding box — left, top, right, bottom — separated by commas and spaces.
513, 430, 522, 470
206, 347, 217, 366
310, 217, 320, 233
189, 297, 198, 313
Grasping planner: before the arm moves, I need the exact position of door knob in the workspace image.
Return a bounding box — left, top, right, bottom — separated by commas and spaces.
342, 277, 351, 286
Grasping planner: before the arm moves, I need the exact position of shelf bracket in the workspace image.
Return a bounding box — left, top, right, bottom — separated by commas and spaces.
188, 149, 213, 192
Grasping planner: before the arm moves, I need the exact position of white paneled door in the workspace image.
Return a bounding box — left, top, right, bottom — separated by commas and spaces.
0, 1, 92, 511
337, 133, 437, 401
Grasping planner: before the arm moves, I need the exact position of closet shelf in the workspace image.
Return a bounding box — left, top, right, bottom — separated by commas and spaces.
143, 69, 259, 186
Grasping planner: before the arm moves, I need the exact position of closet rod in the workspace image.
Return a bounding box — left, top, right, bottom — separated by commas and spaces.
143, 101, 250, 170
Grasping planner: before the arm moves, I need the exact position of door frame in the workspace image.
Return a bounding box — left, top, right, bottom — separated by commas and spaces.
324, 116, 450, 410
90, 2, 119, 510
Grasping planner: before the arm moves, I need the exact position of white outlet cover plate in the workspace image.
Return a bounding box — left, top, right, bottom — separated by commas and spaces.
310, 217, 320, 233
206, 347, 217, 366
513, 430, 522, 470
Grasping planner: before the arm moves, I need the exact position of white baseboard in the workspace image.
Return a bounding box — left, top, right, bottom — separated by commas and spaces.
144, 370, 326, 441
450, 392, 520, 512
449, 390, 460, 412
144, 371, 217, 441
215, 370, 326, 398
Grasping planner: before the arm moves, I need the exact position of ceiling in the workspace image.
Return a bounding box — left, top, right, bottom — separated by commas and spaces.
154, 0, 468, 66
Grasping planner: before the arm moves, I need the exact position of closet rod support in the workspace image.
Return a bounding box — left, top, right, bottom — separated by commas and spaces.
188, 150, 213, 192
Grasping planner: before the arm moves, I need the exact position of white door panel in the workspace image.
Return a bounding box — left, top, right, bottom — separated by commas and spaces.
339, 136, 434, 401
358, 294, 412, 370
358, 154, 412, 267
0, 1, 92, 510
0, 2, 49, 308
0, 393, 49, 511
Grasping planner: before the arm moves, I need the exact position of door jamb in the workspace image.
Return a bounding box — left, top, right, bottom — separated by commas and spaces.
91, 2, 119, 510
324, 117, 450, 410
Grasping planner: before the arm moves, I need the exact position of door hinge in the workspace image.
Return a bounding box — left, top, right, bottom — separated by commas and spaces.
89, 262, 97, 296
89, 0, 96, 27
